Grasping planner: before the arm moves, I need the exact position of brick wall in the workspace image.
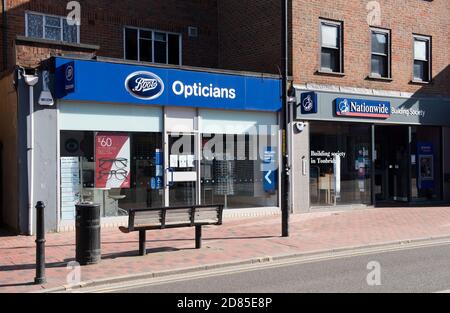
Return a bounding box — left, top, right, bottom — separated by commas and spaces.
217, 0, 282, 74
15, 38, 97, 68
292, 0, 450, 96
3, 0, 219, 71
2, 1, 449, 93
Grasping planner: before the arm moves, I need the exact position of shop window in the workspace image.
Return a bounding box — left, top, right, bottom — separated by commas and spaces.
320, 20, 343, 73
410, 126, 442, 201
124, 27, 181, 65
310, 122, 372, 207
26, 12, 79, 43
413, 35, 431, 82
200, 132, 279, 209
370, 29, 391, 78
60, 131, 163, 220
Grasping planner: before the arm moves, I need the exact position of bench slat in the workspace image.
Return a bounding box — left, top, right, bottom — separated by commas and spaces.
124, 205, 223, 232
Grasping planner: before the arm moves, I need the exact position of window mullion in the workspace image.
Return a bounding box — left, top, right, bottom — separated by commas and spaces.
166, 33, 169, 65
152, 31, 155, 63
137, 29, 141, 62
60, 17, 63, 41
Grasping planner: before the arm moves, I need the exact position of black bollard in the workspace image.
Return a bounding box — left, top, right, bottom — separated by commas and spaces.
34, 201, 46, 284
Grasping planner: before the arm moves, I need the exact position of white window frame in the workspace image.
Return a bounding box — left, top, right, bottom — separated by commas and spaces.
123, 26, 183, 66
370, 28, 391, 78
25, 11, 80, 44
413, 34, 431, 82
319, 19, 343, 73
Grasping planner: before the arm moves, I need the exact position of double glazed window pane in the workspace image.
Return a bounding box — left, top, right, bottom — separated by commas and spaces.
27, 14, 44, 38
372, 32, 387, 54
414, 40, 427, 61
125, 28, 138, 61
63, 20, 78, 43
414, 60, 428, 81
321, 24, 338, 48
139, 30, 153, 62
154, 32, 167, 64
44, 16, 61, 41
168, 34, 180, 66
321, 48, 340, 73
371, 55, 388, 77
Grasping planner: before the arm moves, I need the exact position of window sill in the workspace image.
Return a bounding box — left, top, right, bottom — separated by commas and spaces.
366, 75, 393, 82
16, 35, 100, 51
315, 70, 345, 77
410, 79, 431, 85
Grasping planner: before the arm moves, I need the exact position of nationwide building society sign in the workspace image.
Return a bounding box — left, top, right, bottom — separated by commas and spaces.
336, 98, 391, 118
335, 98, 426, 119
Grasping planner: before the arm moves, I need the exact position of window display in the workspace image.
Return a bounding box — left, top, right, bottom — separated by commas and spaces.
310, 122, 372, 206
60, 131, 163, 220
201, 133, 278, 209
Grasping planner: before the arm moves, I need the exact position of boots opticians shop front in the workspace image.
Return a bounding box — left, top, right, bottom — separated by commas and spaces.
292, 90, 450, 213
32, 57, 281, 232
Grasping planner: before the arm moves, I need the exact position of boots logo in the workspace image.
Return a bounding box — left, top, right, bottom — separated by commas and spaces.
125, 71, 164, 100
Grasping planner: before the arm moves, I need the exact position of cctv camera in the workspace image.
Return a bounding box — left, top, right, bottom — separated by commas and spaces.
295, 122, 306, 133
23, 74, 39, 87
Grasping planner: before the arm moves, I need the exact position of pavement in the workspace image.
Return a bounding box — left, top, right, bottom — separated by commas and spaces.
1, 206, 450, 293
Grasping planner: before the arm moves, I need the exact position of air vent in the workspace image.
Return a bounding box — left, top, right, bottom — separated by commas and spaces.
188, 27, 198, 38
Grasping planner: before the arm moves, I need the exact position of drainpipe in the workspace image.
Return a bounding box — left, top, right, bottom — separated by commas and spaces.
1, 0, 7, 71
20, 68, 39, 235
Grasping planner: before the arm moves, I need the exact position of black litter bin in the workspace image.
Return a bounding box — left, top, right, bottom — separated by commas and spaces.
75, 203, 101, 265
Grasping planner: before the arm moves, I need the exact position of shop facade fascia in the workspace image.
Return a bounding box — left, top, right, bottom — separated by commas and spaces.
291, 87, 450, 213
22, 57, 283, 233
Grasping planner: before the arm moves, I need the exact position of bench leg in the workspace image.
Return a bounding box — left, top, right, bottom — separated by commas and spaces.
195, 225, 202, 249
139, 230, 147, 256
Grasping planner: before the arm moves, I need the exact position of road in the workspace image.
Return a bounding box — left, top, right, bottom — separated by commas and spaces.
99, 242, 450, 293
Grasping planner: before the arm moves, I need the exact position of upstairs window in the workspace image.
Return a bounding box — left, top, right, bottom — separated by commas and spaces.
320, 20, 343, 73
124, 27, 181, 65
26, 12, 79, 43
370, 28, 391, 78
413, 35, 431, 82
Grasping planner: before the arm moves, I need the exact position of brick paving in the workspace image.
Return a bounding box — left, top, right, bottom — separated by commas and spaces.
1, 206, 450, 293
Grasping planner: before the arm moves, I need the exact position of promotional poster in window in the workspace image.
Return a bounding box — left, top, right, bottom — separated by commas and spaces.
95, 132, 131, 189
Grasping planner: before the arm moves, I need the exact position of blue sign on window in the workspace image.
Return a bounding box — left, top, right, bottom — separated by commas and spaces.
300, 92, 318, 114
335, 98, 391, 119
262, 147, 278, 193
417, 142, 434, 190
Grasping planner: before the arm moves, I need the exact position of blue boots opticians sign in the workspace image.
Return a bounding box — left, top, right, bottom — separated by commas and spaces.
55, 57, 281, 112
335, 98, 391, 119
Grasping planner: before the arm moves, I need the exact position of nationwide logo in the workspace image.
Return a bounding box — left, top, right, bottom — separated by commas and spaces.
125, 71, 165, 100
336, 98, 391, 119
302, 95, 314, 112
300, 91, 318, 114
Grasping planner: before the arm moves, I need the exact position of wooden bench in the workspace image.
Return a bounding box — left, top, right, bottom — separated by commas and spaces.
119, 204, 224, 256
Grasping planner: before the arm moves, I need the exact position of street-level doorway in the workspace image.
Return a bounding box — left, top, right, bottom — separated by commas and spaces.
165, 132, 198, 207
374, 125, 410, 203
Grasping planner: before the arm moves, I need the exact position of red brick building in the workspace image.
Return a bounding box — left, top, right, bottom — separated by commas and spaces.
0, 0, 283, 233
0, 0, 449, 233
